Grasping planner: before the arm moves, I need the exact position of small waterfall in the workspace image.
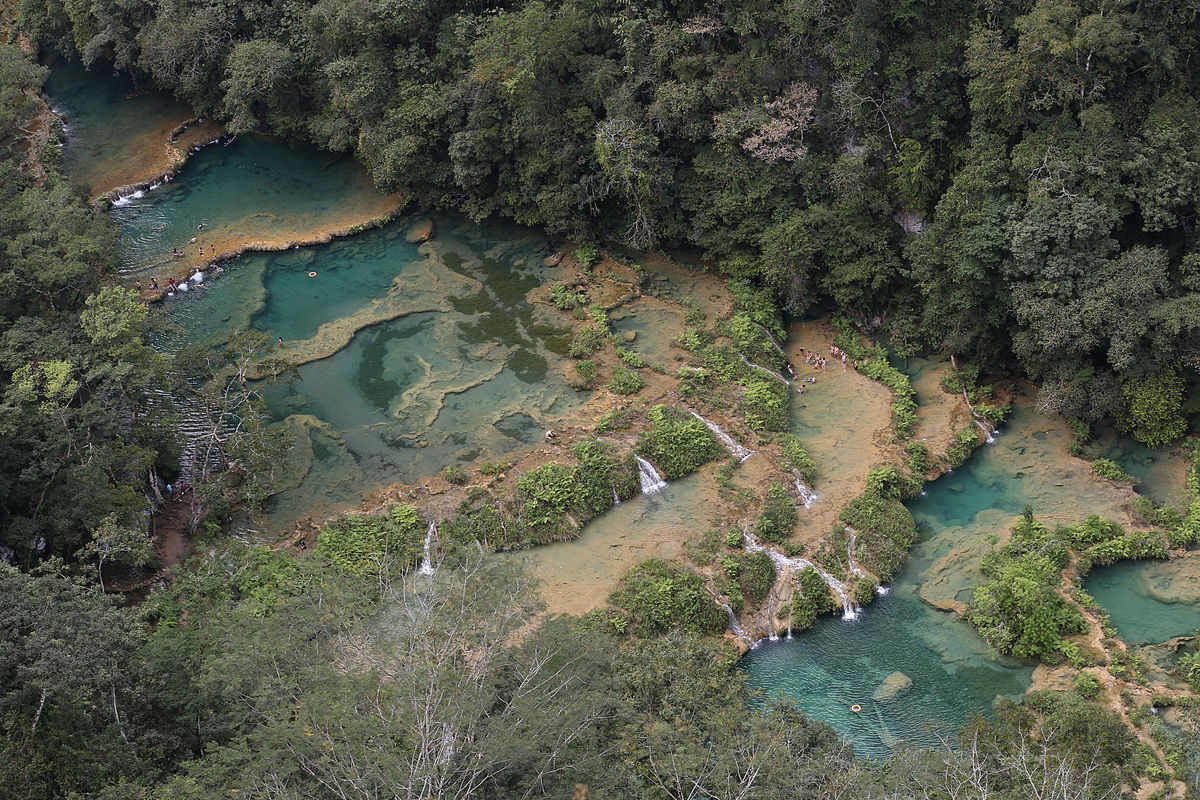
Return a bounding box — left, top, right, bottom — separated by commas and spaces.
792, 470, 817, 508
417, 520, 437, 576
974, 418, 997, 444
635, 456, 667, 494
688, 410, 754, 462
611, 485, 621, 506
750, 322, 788, 359
744, 529, 859, 621
766, 591, 779, 640
738, 353, 790, 386
716, 597, 754, 644
845, 525, 865, 577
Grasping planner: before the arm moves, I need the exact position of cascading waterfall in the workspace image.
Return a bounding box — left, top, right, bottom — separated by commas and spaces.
417, 520, 437, 576
611, 485, 621, 505
744, 529, 859, 621
716, 596, 754, 644
791, 470, 817, 508
688, 410, 755, 462
738, 353, 790, 386
750, 322, 788, 359
974, 418, 997, 444
635, 456, 667, 494
844, 525, 865, 577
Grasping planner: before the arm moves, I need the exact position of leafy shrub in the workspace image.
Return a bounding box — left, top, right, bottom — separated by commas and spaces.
480, 459, 512, 476
608, 559, 727, 636
857, 348, 918, 437
904, 441, 931, 475
1121, 371, 1187, 446
756, 483, 798, 543
1073, 671, 1101, 699
573, 242, 600, 271
441, 465, 468, 485
546, 282, 584, 310
854, 577, 879, 606
728, 280, 785, 339
616, 347, 647, 368
1091, 458, 1138, 485
720, 551, 776, 607
724, 528, 744, 548
574, 359, 598, 387
593, 407, 633, 433
512, 441, 637, 542
946, 427, 979, 468
569, 325, 608, 357
791, 566, 836, 629
968, 515, 1085, 662
740, 378, 789, 431
840, 467, 919, 580
317, 504, 425, 578
608, 365, 645, 395
637, 405, 722, 479
778, 433, 817, 484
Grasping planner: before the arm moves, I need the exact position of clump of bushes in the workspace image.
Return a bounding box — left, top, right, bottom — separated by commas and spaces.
904, 441, 931, 475
790, 567, 836, 630
569, 325, 608, 357
546, 282, 585, 310
317, 504, 426, 578
441, 465, 469, 485
637, 405, 723, 479
840, 465, 918, 580
616, 347, 647, 368
512, 440, 638, 543
573, 242, 600, 271
968, 513, 1085, 663
607, 365, 645, 395
740, 377, 789, 431
778, 433, 817, 484
1091, 458, 1138, 486
593, 407, 634, 433
608, 558, 727, 636
718, 551, 776, 612
946, 427, 980, 468
755, 483, 798, 543
573, 358, 598, 387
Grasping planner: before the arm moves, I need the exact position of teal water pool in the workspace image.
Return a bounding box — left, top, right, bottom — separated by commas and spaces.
164, 213, 583, 530
112, 135, 387, 277
741, 392, 1153, 756
1086, 559, 1200, 645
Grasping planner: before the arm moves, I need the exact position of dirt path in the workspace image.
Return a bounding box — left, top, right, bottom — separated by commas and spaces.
151, 490, 196, 571
1056, 557, 1189, 799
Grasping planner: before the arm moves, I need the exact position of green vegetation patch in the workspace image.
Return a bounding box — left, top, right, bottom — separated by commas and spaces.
637, 405, 723, 480
608, 558, 727, 636
317, 504, 426, 579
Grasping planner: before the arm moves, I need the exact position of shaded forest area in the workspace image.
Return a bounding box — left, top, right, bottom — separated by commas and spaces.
24, 0, 1200, 443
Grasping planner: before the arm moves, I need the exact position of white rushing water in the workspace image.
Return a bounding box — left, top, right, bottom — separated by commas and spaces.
844, 525, 866, 577
635, 456, 668, 494
791, 470, 817, 508
417, 520, 437, 575
688, 410, 755, 462
743, 529, 859, 621
974, 418, 997, 444
716, 596, 754, 644
738, 353, 790, 386
611, 485, 621, 506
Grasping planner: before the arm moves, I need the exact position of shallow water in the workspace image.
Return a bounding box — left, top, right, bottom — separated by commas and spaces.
1086, 558, 1200, 645
166, 214, 582, 530
741, 385, 1151, 756
516, 472, 715, 616
112, 135, 392, 279
44, 53, 194, 196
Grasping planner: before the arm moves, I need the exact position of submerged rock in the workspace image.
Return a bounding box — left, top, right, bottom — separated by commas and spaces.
623, 330, 637, 342
543, 252, 563, 266
872, 671, 913, 703
405, 218, 435, 243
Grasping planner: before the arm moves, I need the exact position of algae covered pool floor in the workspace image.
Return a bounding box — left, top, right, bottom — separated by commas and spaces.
1086, 557, 1200, 645
165, 213, 585, 531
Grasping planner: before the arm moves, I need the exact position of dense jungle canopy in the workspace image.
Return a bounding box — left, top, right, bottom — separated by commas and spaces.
24, 0, 1200, 439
